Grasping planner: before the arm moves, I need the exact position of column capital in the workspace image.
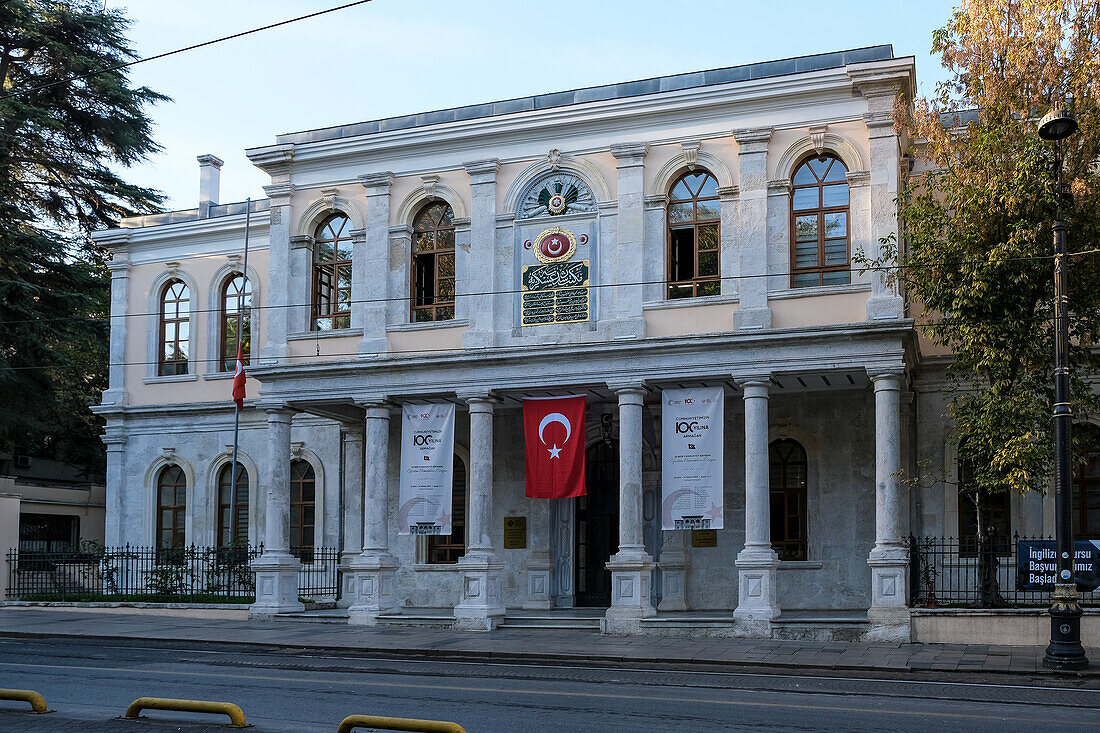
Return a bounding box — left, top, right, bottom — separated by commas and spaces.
609, 141, 650, 165
289, 234, 314, 250
607, 381, 647, 398
356, 399, 392, 419
463, 158, 501, 182
733, 373, 772, 390
732, 126, 773, 152
868, 366, 906, 386
262, 182, 294, 202
358, 171, 394, 193
716, 185, 740, 200
260, 403, 294, 420
766, 179, 791, 196
458, 391, 498, 408
348, 228, 367, 244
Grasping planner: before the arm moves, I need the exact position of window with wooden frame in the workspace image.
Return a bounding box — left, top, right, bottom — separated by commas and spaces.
158, 279, 190, 376
667, 171, 720, 299
216, 462, 249, 548
791, 154, 851, 288
427, 454, 467, 564
1073, 423, 1100, 541
411, 201, 456, 322
312, 214, 353, 331
219, 274, 252, 372
156, 464, 187, 550
289, 459, 316, 562
769, 439, 808, 561
958, 453, 1011, 556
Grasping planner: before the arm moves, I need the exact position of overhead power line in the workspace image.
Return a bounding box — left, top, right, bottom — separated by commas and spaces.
0, 1, 376, 102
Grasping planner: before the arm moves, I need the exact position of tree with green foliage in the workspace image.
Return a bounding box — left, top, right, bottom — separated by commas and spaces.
0, 0, 166, 475
887, 0, 1100, 603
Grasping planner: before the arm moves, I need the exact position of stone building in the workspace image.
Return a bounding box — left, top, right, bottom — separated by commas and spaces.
90, 45, 1098, 641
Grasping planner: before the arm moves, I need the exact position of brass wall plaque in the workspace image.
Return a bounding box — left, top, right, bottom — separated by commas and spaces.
691, 529, 717, 548
503, 516, 527, 549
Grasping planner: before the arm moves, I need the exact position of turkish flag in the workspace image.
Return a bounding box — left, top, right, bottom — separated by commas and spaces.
524, 395, 586, 498
232, 345, 246, 410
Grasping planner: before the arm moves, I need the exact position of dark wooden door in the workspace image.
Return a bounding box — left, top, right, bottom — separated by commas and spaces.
575, 440, 619, 607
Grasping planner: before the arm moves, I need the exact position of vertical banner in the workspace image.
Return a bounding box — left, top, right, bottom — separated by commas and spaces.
523, 395, 587, 498
662, 387, 724, 530
398, 403, 455, 536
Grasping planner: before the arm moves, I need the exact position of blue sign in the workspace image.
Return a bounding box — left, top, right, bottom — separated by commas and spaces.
1016, 540, 1100, 591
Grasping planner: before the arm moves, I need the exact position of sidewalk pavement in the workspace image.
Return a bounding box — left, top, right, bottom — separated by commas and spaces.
1, 607, 1097, 680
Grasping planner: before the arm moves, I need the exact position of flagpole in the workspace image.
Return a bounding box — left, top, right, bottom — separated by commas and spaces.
229, 198, 252, 549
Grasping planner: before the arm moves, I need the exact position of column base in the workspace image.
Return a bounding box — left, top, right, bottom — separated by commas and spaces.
604, 551, 655, 633
733, 547, 780, 622
866, 295, 904, 320
522, 550, 553, 611
337, 552, 359, 609
346, 552, 399, 625
453, 555, 505, 631
249, 552, 304, 619
865, 543, 910, 641
733, 306, 772, 331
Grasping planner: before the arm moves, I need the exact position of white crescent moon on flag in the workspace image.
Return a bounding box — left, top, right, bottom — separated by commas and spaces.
538, 412, 571, 446
234, 360, 244, 378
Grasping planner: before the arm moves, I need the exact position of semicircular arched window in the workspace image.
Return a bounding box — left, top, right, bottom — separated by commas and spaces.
769, 438, 808, 561
791, 154, 850, 288
411, 201, 456, 322
667, 170, 720, 299
159, 279, 190, 376
220, 274, 252, 372
216, 462, 249, 548
156, 464, 187, 550
290, 459, 316, 562
312, 213, 353, 331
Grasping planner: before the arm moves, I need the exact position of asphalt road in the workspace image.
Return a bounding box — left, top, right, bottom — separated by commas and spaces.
0, 638, 1097, 732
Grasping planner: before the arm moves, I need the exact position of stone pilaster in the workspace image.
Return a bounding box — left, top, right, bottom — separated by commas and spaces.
103, 433, 127, 547
733, 374, 780, 633
99, 233, 131, 406
462, 160, 501, 349
453, 392, 505, 630
358, 172, 394, 355
733, 128, 773, 330
248, 144, 294, 363
348, 401, 399, 624
338, 426, 364, 607
605, 383, 655, 632
717, 185, 740, 299
866, 367, 910, 640
250, 405, 303, 618
608, 142, 649, 339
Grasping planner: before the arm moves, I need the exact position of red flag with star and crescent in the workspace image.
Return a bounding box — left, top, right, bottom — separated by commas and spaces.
232, 345, 246, 410
523, 395, 586, 499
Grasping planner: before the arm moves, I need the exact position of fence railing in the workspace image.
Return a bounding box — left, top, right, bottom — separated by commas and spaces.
296, 547, 340, 601
5, 545, 261, 602
909, 534, 1098, 608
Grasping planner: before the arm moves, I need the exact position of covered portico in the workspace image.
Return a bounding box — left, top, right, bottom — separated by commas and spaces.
246, 322, 913, 639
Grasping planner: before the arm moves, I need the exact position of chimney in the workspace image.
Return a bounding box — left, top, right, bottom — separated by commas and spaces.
197, 154, 224, 217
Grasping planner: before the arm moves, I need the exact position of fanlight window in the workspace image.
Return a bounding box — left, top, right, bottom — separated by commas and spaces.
667, 171, 720, 299
312, 214, 353, 331
220, 274, 251, 372
411, 201, 456, 322
159, 279, 190, 376
791, 154, 850, 287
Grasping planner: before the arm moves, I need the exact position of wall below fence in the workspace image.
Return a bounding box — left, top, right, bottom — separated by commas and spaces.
912, 609, 1100, 646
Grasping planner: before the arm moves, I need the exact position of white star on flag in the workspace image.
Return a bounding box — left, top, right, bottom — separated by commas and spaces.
547, 444, 562, 459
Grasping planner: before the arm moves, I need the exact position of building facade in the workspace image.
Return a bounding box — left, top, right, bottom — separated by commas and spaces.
91, 46, 1093, 640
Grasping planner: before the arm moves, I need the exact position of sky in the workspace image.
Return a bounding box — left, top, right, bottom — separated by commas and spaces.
111, 0, 960, 211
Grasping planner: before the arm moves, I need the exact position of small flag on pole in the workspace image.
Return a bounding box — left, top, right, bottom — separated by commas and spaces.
232, 344, 246, 410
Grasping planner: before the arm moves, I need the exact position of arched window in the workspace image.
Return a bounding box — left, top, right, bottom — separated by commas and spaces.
312, 214, 353, 331
427, 454, 467, 564
290, 460, 316, 562
156, 464, 187, 550
957, 450, 1011, 556
158, 279, 190, 376
1073, 424, 1100, 540
769, 439, 807, 561
411, 201, 456, 322
791, 154, 850, 288
219, 274, 252, 372
216, 462, 248, 548
667, 171, 720, 299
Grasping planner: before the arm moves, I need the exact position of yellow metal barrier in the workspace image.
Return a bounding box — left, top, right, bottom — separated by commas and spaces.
123, 697, 248, 727
337, 714, 466, 733
0, 688, 51, 714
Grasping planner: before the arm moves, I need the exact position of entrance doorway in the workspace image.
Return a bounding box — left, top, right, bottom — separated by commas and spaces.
574, 440, 619, 607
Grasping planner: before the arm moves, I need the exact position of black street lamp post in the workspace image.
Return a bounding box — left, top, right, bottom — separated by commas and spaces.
1038, 104, 1088, 672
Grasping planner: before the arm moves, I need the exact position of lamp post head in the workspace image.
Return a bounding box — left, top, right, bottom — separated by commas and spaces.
1039, 108, 1079, 141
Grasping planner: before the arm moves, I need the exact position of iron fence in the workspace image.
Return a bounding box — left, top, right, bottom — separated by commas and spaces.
5, 545, 260, 602
295, 547, 340, 601
909, 534, 1098, 608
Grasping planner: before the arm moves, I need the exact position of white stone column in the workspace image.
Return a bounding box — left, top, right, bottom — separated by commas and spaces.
733, 374, 780, 630
250, 405, 303, 618
461, 160, 500, 349
608, 142, 649, 339
605, 383, 655, 632
358, 172, 394, 355
338, 426, 364, 607
99, 234, 130, 406
453, 392, 505, 630
247, 144, 294, 362
103, 433, 127, 547
733, 127, 773, 331
866, 367, 910, 640
348, 401, 399, 624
